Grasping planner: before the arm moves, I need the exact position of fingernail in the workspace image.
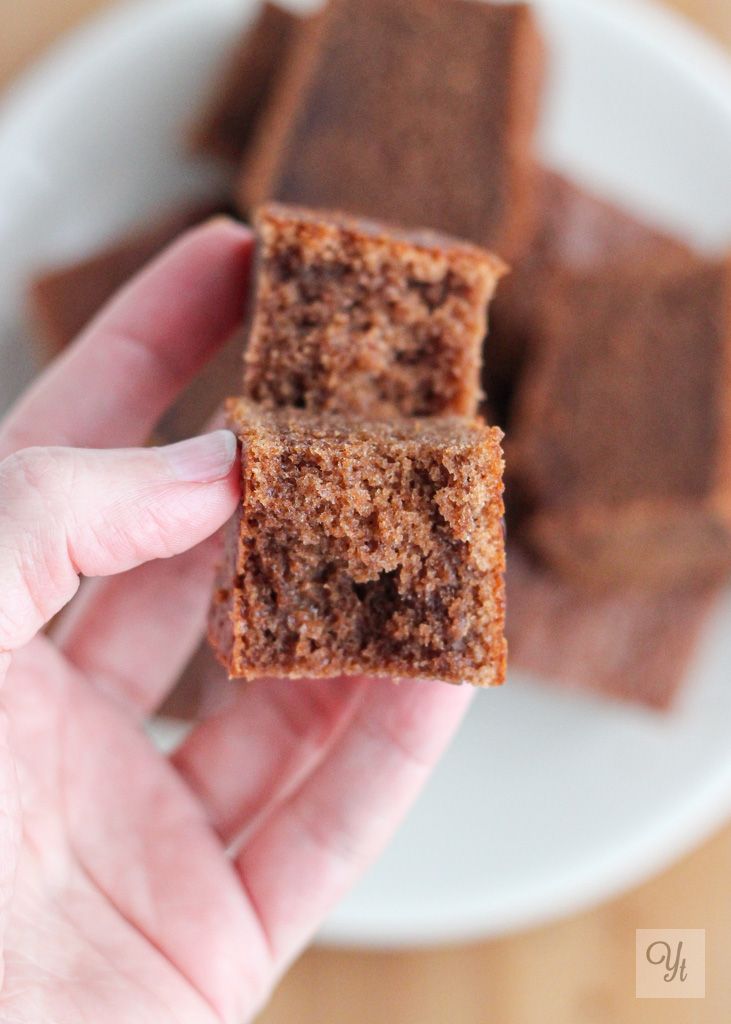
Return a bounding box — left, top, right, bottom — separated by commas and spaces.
159, 430, 238, 483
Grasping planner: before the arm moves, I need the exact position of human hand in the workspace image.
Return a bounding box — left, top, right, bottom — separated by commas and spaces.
0, 218, 474, 1023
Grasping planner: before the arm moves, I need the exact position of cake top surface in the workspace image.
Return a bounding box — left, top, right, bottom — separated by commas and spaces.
226, 397, 503, 451
240, 0, 542, 255
538, 171, 693, 272
511, 256, 729, 506
254, 202, 508, 277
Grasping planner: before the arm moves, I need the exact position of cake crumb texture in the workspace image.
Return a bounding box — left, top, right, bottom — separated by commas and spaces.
209, 401, 506, 687
243, 203, 505, 418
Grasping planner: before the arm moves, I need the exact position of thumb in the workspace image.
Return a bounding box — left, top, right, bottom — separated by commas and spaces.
0, 431, 239, 653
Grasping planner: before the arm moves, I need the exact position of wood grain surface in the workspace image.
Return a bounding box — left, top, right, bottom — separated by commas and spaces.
1, 2, 730, 1022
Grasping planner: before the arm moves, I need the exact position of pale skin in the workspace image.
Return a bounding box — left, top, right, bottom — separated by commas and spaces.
0, 219, 475, 1022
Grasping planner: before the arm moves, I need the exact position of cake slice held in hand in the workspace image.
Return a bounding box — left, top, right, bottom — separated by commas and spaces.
243, 203, 506, 417
209, 401, 506, 687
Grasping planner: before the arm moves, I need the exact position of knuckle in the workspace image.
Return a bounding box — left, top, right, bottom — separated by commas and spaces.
0, 447, 66, 510
0, 448, 78, 649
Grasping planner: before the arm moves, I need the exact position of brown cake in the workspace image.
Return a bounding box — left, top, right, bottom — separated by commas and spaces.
243, 203, 505, 417
157, 639, 236, 721
209, 400, 506, 687
28, 204, 245, 443
190, 2, 302, 163
237, 0, 544, 262
155, 329, 246, 443
506, 547, 716, 710
508, 258, 731, 589
484, 170, 693, 422
29, 202, 222, 358
534, 171, 690, 272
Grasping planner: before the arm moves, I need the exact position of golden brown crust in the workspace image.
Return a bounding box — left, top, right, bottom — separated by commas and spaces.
254, 202, 508, 270
525, 502, 731, 591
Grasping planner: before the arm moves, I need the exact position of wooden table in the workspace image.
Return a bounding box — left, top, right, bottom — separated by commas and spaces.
2, 2, 730, 1021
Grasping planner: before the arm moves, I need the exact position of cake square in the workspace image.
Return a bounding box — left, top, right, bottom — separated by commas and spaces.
28, 204, 243, 444
484, 170, 693, 424
508, 258, 731, 589
190, 1, 302, 163
209, 400, 506, 687
506, 547, 716, 710
237, 0, 544, 261
29, 202, 221, 358
243, 203, 505, 417
531, 171, 691, 274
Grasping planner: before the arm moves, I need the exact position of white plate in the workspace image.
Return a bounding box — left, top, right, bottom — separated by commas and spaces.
1, 0, 731, 948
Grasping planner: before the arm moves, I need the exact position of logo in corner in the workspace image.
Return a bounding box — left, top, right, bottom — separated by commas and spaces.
636, 929, 705, 998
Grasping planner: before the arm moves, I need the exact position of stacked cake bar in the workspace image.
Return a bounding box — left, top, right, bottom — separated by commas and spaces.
209, 205, 508, 687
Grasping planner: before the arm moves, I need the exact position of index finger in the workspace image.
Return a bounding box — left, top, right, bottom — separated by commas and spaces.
0, 217, 254, 460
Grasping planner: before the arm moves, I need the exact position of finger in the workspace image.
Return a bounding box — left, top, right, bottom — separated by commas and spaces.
52, 534, 221, 716
51, 408, 231, 716
0, 218, 253, 460
0, 432, 238, 653
232, 678, 475, 971
174, 672, 475, 967
5, 641, 271, 1023
171, 675, 370, 842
